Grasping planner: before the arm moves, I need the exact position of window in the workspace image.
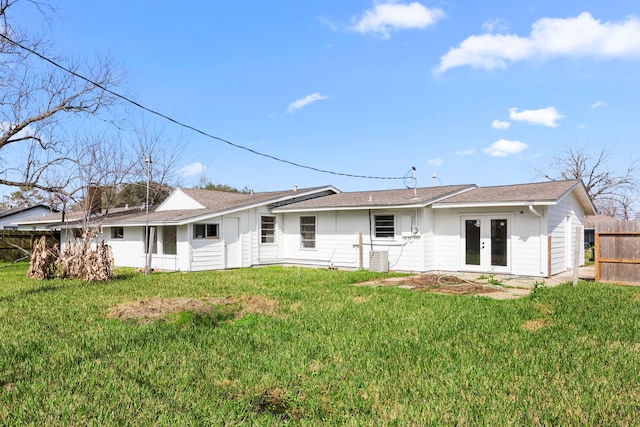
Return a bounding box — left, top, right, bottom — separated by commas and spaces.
144, 226, 158, 254
110, 226, 124, 239
261, 216, 276, 244
300, 216, 316, 249
375, 215, 395, 238
163, 226, 177, 255
193, 223, 219, 239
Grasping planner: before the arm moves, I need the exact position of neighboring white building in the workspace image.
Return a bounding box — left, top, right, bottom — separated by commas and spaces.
0, 205, 58, 230
16, 180, 596, 278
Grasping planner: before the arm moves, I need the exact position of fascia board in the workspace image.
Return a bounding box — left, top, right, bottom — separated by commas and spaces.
273, 203, 429, 213
432, 201, 556, 209
556, 182, 597, 216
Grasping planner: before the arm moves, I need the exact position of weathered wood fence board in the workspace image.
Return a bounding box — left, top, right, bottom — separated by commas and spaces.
0, 230, 60, 262
595, 220, 640, 284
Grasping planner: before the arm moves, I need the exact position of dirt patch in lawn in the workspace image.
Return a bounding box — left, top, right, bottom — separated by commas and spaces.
105, 295, 278, 323
522, 318, 551, 331
358, 274, 504, 296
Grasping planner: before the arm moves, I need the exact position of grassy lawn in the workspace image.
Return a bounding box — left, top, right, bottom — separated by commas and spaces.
1, 263, 640, 425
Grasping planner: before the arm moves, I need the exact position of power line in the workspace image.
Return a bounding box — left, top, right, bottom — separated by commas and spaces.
0, 33, 404, 181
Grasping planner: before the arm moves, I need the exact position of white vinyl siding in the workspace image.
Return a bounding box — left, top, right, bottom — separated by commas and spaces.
548, 192, 585, 275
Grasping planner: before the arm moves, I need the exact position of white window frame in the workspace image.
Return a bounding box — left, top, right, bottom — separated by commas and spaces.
260, 215, 276, 244
110, 226, 124, 239
163, 225, 177, 255
193, 223, 219, 239
300, 216, 316, 249
374, 214, 395, 238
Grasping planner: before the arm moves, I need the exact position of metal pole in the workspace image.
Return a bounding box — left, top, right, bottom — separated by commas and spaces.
145, 155, 152, 275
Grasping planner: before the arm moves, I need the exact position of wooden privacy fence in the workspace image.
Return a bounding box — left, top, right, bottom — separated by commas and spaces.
595, 220, 640, 284
0, 230, 60, 262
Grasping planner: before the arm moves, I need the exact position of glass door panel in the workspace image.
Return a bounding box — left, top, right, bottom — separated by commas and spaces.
465, 219, 481, 265
491, 219, 508, 267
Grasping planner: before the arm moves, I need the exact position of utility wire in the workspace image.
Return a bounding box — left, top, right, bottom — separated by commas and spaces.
1, 33, 404, 181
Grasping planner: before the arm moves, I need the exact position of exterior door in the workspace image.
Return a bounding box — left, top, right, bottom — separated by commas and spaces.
461, 215, 511, 273
223, 217, 241, 268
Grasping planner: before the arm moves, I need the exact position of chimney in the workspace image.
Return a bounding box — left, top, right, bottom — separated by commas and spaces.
87, 185, 102, 215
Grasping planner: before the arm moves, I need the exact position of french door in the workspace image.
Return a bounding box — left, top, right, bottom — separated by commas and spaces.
461, 215, 511, 273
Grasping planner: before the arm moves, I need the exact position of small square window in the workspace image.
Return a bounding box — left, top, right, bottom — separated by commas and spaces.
111, 226, 124, 239
375, 215, 394, 238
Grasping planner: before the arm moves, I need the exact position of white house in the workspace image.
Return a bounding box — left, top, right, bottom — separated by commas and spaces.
17, 179, 596, 277
0, 205, 58, 230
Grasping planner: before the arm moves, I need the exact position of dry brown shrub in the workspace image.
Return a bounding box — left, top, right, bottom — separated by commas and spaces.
29, 227, 115, 281
27, 236, 59, 280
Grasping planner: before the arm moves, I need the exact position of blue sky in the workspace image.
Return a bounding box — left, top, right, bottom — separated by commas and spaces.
13, 0, 640, 192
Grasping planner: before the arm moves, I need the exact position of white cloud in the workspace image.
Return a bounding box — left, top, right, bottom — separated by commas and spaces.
591, 100, 606, 108
491, 119, 511, 130
428, 158, 443, 166
456, 148, 476, 156
287, 93, 329, 114
482, 18, 509, 33
482, 139, 528, 157
350, 1, 445, 39
436, 12, 640, 73
509, 107, 563, 127
179, 162, 207, 176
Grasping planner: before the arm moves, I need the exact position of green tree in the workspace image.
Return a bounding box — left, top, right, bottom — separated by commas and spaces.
195, 179, 252, 194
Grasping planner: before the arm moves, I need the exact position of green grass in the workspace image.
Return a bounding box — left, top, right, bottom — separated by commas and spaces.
585, 249, 595, 266
1, 263, 640, 425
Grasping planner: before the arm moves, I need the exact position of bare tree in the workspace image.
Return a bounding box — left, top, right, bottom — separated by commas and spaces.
0, 0, 122, 196
537, 145, 639, 219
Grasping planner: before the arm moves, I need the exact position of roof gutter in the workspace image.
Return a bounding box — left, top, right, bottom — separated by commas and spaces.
528, 205, 543, 217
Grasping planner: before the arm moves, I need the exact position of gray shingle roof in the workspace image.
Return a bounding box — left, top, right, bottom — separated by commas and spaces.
273, 185, 476, 211
14, 186, 337, 227
434, 180, 582, 205
179, 187, 322, 211
0, 204, 58, 219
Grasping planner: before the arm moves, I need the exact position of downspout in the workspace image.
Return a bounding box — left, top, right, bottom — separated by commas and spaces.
528, 205, 545, 276
368, 209, 373, 251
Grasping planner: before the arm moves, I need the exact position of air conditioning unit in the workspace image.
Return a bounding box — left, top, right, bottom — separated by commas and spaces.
369, 251, 389, 272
